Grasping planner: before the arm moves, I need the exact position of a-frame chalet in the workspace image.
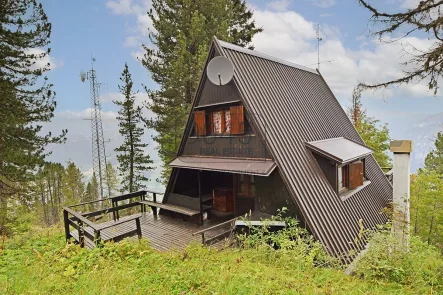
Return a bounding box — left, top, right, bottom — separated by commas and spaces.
159, 37, 393, 260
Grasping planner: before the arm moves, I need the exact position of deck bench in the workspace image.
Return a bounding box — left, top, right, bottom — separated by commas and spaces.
140, 193, 211, 217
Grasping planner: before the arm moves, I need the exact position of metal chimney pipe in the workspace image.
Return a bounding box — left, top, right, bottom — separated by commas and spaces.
390, 140, 413, 249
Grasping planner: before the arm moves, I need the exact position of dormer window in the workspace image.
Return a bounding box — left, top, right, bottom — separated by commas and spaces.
306, 138, 372, 199
338, 159, 365, 192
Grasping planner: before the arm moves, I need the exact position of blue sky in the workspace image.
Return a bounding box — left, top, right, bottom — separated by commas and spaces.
40, 0, 441, 182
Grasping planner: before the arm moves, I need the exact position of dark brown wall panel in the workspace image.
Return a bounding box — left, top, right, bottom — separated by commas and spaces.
182, 136, 270, 159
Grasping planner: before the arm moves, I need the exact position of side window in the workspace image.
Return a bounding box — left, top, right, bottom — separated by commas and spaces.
338, 159, 365, 192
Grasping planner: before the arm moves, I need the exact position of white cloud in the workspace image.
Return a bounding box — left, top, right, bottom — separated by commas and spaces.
401, 0, 420, 9
100, 92, 124, 104
106, 0, 153, 61
251, 9, 437, 99
310, 0, 336, 8
27, 48, 63, 71
267, 0, 291, 12
106, 0, 137, 15
124, 36, 140, 47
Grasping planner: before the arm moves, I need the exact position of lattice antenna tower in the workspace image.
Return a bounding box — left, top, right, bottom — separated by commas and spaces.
80, 58, 109, 202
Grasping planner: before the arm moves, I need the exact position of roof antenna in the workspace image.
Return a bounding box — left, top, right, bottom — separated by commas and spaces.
316, 24, 322, 71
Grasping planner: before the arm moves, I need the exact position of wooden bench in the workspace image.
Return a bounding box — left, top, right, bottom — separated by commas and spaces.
140, 193, 211, 217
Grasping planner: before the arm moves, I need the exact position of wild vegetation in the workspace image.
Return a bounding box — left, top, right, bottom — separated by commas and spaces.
1, 219, 442, 294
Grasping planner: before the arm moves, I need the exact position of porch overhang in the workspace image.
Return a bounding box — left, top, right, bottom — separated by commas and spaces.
306, 137, 373, 165
169, 156, 277, 176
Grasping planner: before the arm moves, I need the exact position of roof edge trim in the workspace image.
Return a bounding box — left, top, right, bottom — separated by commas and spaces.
215, 38, 318, 75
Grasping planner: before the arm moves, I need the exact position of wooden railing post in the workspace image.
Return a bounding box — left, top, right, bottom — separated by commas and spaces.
135, 218, 142, 239
112, 200, 116, 221
201, 232, 205, 245
152, 193, 157, 216
198, 170, 203, 226
63, 209, 70, 242
78, 220, 85, 248
94, 230, 102, 247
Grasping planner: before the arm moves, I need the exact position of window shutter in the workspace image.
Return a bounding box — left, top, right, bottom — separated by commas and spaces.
230, 105, 244, 135
349, 162, 364, 189
194, 111, 206, 136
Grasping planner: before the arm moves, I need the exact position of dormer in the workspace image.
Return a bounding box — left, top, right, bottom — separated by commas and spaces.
306, 137, 373, 200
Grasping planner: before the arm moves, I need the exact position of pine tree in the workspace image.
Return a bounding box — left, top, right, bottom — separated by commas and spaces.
348, 88, 391, 168
141, 0, 262, 179
0, 0, 67, 185
62, 162, 85, 206
115, 63, 153, 193
424, 132, 443, 174
106, 162, 119, 197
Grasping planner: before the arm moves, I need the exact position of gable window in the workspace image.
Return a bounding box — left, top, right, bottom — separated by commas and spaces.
193, 105, 244, 136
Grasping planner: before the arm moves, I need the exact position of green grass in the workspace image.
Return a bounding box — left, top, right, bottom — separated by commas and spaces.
1, 226, 442, 294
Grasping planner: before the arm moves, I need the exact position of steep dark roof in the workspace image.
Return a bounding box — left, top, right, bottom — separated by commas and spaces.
213, 38, 392, 261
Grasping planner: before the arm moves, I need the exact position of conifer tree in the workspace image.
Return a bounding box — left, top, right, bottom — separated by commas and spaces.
115, 64, 153, 193
348, 88, 391, 168
0, 0, 66, 185
62, 162, 85, 206
141, 0, 262, 179
424, 132, 443, 174
105, 162, 119, 197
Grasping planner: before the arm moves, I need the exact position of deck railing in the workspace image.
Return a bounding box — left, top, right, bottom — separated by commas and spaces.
63, 190, 164, 247
192, 217, 238, 245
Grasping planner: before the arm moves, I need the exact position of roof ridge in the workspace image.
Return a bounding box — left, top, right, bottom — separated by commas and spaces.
215, 38, 318, 75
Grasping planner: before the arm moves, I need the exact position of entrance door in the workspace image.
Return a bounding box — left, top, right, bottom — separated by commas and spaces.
234, 174, 256, 215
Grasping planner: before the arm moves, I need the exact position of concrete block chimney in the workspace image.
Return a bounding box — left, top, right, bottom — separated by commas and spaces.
390, 140, 412, 249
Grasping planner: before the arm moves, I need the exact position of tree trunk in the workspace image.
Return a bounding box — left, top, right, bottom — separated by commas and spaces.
427, 201, 438, 245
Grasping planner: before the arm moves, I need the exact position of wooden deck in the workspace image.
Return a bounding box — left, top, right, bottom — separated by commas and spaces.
70, 212, 237, 251
65, 190, 274, 252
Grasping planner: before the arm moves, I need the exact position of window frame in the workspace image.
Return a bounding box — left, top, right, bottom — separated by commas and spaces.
238, 174, 256, 197
337, 158, 367, 194
192, 104, 245, 137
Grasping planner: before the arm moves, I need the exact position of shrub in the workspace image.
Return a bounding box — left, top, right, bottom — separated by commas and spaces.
355, 230, 443, 290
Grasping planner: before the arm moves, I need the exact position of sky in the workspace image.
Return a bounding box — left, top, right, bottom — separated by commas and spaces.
39, 0, 442, 188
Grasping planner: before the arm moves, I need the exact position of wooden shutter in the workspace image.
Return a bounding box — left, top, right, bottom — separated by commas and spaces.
193, 111, 206, 136
230, 105, 244, 135
349, 162, 364, 189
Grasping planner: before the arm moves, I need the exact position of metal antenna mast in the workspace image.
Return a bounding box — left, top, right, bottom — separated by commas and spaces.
81, 58, 109, 202
316, 24, 322, 71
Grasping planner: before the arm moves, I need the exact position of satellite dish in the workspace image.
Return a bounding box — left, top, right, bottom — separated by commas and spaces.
80, 70, 86, 82
207, 56, 234, 86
